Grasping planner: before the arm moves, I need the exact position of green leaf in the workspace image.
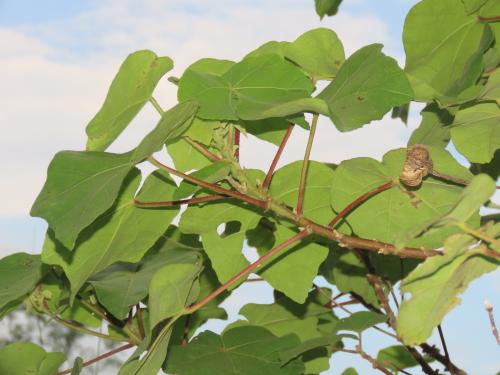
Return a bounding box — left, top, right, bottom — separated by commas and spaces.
118, 328, 173, 375
397, 233, 500, 345
90, 239, 201, 319
330, 148, 475, 247
0, 253, 43, 310
86, 50, 173, 151
335, 311, 387, 333
403, 0, 485, 100
149, 259, 202, 328
451, 103, 500, 163
408, 104, 453, 148
249, 97, 329, 120
166, 326, 304, 375
183, 58, 235, 76
341, 369, 359, 375
320, 247, 380, 307
318, 44, 413, 131
245, 41, 290, 59
284, 28, 345, 80
32, 102, 197, 249
178, 54, 314, 121
461, 0, 489, 13
376, 345, 419, 370
0, 342, 65, 375
315, 0, 343, 19
42, 169, 180, 299
174, 161, 231, 200
256, 225, 329, 303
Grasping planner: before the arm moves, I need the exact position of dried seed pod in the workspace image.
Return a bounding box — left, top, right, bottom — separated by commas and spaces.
399, 163, 424, 187
399, 144, 433, 187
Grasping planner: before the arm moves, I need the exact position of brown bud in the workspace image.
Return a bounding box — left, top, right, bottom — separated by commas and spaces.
399, 144, 433, 187
399, 163, 424, 187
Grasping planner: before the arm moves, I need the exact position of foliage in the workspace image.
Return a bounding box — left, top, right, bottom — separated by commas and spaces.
2, 0, 499, 374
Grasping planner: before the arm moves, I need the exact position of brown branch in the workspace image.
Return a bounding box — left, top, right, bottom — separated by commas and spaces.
55, 343, 134, 375
329, 181, 395, 228
485, 299, 500, 346
134, 194, 226, 208
181, 314, 191, 346
185, 230, 310, 313
262, 124, 294, 190
148, 157, 267, 209
420, 344, 467, 375
437, 325, 455, 374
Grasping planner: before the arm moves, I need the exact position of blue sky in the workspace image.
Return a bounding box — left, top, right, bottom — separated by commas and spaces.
0, 1, 499, 374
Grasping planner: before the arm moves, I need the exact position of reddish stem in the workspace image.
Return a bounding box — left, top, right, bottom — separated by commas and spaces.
134, 194, 226, 207
262, 124, 294, 190
56, 343, 134, 375
185, 230, 310, 313
329, 181, 394, 228
478, 15, 500, 22
149, 157, 267, 208
234, 129, 240, 160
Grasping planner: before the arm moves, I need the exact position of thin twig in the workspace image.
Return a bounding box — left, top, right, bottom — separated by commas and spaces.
185, 230, 310, 313
55, 343, 134, 375
134, 194, 226, 207
234, 129, 240, 160
477, 15, 500, 22
329, 181, 394, 228
136, 305, 145, 340
438, 325, 454, 374
485, 299, 500, 346
148, 157, 267, 208
297, 114, 319, 216
149, 97, 164, 115
262, 124, 294, 190
419, 344, 467, 375
181, 315, 191, 346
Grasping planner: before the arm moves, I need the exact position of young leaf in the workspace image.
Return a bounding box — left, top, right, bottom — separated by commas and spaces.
0, 253, 43, 310
42, 169, 180, 299
403, 0, 484, 100
86, 50, 174, 151
0, 342, 65, 375
166, 326, 304, 375
174, 161, 231, 200
397, 233, 500, 345
318, 44, 413, 131
178, 54, 314, 121
451, 103, 500, 163
284, 28, 345, 80
314, 0, 343, 19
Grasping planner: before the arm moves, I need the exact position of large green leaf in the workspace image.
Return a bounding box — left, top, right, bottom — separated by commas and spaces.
451, 103, 500, 163
318, 44, 413, 131
284, 28, 345, 80
479, 68, 500, 104
0, 253, 43, 310
90, 241, 201, 320
86, 50, 173, 151
0, 342, 65, 375
403, 0, 484, 100
335, 311, 387, 333
330, 148, 475, 247
166, 326, 304, 375
42, 169, 180, 299
178, 54, 314, 121
397, 233, 499, 345
31, 102, 197, 249
149, 259, 202, 328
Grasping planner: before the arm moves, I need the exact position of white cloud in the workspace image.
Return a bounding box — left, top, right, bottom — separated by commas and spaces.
0, 0, 406, 217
